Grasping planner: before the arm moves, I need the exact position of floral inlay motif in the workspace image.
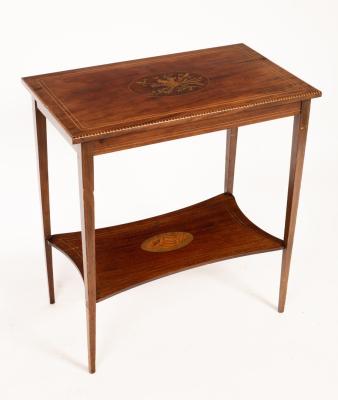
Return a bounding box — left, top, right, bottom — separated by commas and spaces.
130, 72, 208, 96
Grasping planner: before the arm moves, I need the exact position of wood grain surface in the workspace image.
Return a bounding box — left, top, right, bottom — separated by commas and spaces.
22, 44, 321, 145
25, 44, 321, 374
48, 194, 284, 302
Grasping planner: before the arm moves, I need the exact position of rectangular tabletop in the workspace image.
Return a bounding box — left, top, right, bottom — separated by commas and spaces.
23, 44, 321, 147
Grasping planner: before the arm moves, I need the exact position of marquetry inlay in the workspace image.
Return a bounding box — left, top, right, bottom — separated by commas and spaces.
130, 72, 208, 96
141, 232, 194, 252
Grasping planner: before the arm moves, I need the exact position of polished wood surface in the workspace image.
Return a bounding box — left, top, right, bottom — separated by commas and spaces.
77, 144, 96, 373
25, 44, 321, 373
88, 101, 301, 155
23, 44, 321, 146
48, 194, 284, 302
33, 101, 55, 304
278, 100, 311, 313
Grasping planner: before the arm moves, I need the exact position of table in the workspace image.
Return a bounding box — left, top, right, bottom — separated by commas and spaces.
23, 44, 321, 373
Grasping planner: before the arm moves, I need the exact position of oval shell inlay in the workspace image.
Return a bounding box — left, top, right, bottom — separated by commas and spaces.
141, 232, 194, 252
130, 72, 208, 96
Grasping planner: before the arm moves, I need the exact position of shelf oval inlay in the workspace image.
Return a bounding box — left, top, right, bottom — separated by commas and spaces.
141, 232, 193, 252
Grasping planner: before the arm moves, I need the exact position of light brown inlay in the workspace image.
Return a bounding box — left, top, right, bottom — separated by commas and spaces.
141, 232, 193, 252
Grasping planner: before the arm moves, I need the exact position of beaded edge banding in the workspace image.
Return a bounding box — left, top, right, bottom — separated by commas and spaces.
73, 90, 321, 141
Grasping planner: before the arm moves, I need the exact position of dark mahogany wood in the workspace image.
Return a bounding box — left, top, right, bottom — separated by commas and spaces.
23, 44, 321, 373
77, 143, 96, 373
33, 101, 55, 304
22, 44, 321, 148
278, 100, 311, 313
48, 194, 284, 302
89, 101, 301, 155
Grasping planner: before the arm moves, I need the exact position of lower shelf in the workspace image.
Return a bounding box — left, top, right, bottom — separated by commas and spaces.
48, 193, 284, 302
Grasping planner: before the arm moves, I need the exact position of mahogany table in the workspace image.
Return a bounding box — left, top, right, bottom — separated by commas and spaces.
23, 44, 321, 373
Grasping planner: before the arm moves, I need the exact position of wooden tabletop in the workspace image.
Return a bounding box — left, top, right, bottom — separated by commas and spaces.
23, 44, 321, 145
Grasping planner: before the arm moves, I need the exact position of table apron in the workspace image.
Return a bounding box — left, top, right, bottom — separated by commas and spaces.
85, 101, 301, 156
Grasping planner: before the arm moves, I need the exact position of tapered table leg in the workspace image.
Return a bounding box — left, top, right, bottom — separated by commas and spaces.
278, 100, 311, 313
77, 143, 96, 373
225, 127, 238, 194
33, 101, 55, 304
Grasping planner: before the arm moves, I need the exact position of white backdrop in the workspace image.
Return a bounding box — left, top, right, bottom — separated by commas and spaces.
1, 1, 337, 399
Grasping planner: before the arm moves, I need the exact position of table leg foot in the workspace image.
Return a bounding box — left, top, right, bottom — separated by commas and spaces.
278, 249, 292, 313
87, 302, 96, 373
45, 243, 55, 304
